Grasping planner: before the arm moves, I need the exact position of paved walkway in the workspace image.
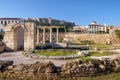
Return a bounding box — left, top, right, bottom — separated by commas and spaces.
0, 51, 120, 66
0, 51, 71, 66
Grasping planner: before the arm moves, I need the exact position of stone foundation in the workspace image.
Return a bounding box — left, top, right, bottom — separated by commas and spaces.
0, 58, 120, 79
65, 33, 120, 44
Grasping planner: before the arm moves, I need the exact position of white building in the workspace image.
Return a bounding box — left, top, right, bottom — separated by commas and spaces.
88, 21, 110, 34
0, 24, 4, 32
0, 18, 23, 26
0, 18, 23, 32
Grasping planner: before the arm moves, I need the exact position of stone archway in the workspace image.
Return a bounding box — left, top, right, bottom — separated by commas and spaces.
3, 22, 36, 51
14, 26, 24, 50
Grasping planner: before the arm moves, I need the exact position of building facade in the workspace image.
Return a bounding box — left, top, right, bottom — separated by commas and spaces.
0, 18, 23, 26
0, 18, 23, 32
88, 21, 110, 34
73, 26, 85, 33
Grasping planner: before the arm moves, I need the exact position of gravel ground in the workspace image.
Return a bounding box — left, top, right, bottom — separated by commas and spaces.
0, 51, 71, 66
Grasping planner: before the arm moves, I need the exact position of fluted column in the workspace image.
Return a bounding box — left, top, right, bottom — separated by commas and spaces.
3, 21, 5, 25
56, 28, 59, 43
37, 28, 39, 44
50, 27, 52, 43
43, 28, 45, 44
65, 27, 66, 34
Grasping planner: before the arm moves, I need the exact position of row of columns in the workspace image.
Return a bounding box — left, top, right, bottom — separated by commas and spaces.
37, 27, 62, 44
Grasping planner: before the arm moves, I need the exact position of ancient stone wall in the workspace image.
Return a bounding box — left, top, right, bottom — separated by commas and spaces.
0, 58, 120, 79
3, 24, 23, 51
110, 34, 120, 44
65, 33, 120, 44
0, 42, 5, 52
3, 22, 36, 51
24, 22, 36, 51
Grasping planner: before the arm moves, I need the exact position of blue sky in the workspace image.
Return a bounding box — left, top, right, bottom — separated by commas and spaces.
0, 0, 120, 26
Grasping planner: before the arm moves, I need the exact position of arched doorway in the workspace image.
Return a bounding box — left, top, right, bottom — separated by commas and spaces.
4, 22, 36, 51
14, 26, 24, 50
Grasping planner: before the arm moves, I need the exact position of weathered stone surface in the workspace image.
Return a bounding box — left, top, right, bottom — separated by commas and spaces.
0, 42, 5, 53
65, 33, 120, 45
60, 58, 120, 76
7, 65, 14, 70
0, 58, 120, 78
0, 60, 13, 72
3, 22, 36, 51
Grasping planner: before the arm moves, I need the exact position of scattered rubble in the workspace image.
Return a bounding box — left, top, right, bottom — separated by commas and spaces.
0, 58, 120, 79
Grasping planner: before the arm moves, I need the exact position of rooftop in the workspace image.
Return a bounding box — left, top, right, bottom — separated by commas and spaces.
0, 18, 21, 20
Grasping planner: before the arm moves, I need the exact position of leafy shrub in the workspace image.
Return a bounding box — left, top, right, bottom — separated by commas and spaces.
115, 30, 120, 39
71, 40, 95, 45
80, 40, 95, 45
98, 29, 109, 34
89, 51, 112, 56
80, 56, 92, 62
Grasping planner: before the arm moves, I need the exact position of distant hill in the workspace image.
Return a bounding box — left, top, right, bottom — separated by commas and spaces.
23, 18, 75, 29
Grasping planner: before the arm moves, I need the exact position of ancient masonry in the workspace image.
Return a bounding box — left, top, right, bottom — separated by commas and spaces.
3, 22, 36, 51
65, 32, 120, 45
3, 22, 120, 51
36, 26, 66, 44
3, 22, 65, 51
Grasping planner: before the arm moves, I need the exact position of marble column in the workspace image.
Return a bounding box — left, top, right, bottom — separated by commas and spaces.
56, 28, 59, 43
64, 27, 66, 34
50, 27, 52, 43
10, 21, 12, 23
43, 28, 45, 44
3, 21, 5, 25
37, 28, 39, 44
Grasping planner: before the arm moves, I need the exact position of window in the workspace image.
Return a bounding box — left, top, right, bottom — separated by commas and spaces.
1, 21, 3, 24
4, 21, 7, 26
15, 21, 17, 23
8, 21, 10, 23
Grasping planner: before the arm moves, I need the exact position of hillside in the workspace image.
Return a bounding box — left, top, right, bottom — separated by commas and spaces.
24, 18, 75, 31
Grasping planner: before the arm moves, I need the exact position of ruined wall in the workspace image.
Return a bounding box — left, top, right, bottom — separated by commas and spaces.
110, 34, 120, 44
24, 22, 36, 51
3, 24, 17, 51
0, 42, 5, 52
0, 58, 120, 79
65, 33, 120, 44
3, 24, 25, 51
3, 22, 36, 51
